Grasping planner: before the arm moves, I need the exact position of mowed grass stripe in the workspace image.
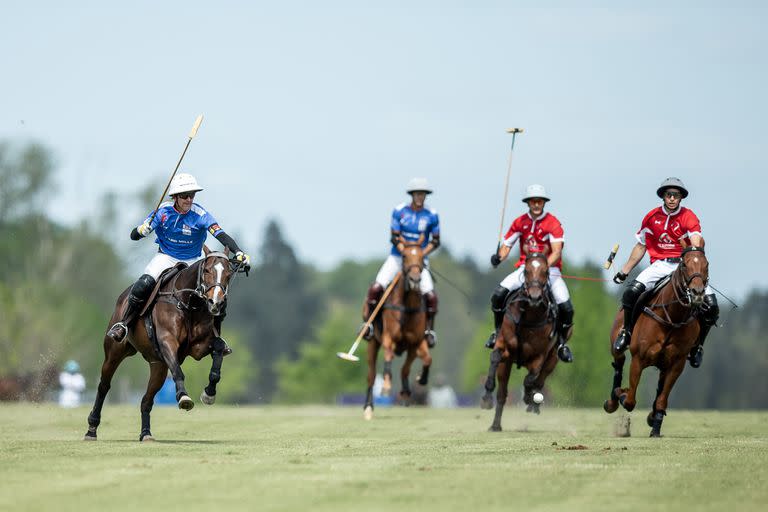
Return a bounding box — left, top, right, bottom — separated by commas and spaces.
0, 405, 765, 512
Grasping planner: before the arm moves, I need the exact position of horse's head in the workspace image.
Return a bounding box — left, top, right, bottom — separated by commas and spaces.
198, 247, 238, 315
522, 244, 550, 306
400, 234, 425, 292
678, 246, 709, 307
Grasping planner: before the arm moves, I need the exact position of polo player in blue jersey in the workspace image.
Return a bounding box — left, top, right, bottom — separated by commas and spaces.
106, 173, 250, 355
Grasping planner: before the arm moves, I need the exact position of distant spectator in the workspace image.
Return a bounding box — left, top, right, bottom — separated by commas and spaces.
427, 374, 457, 408
58, 360, 85, 408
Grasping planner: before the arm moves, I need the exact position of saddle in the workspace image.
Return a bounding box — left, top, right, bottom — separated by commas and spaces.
139, 263, 189, 317
631, 274, 672, 325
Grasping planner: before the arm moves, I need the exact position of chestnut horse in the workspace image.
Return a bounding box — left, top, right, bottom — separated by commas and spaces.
481, 251, 562, 431
364, 236, 433, 420
604, 247, 709, 437
84, 247, 247, 441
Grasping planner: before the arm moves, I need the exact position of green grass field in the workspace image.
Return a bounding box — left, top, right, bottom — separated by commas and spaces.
0, 403, 766, 512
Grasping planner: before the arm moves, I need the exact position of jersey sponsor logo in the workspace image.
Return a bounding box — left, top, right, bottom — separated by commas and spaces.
418, 218, 428, 231
182, 224, 192, 236
654, 219, 663, 225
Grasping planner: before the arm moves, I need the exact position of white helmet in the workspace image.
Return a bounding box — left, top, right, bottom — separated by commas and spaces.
168, 173, 203, 197
406, 177, 432, 194
522, 184, 550, 202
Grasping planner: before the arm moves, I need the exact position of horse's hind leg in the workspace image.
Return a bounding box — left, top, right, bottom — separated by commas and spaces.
201, 338, 225, 405
84, 338, 134, 441
489, 359, 512, 432
139, 362, 168, 442
648, 360, 685, 437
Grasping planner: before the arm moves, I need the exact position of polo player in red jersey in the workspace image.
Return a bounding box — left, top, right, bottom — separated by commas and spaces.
488, 184, 574, 363
612, 177, 719, 368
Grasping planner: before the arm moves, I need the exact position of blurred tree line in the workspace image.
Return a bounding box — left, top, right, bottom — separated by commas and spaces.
1, 141, 766, 409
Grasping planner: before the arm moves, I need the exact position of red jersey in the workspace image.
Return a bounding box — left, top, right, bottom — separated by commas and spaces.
502, 212, 565, 268
636, 206, 702, 263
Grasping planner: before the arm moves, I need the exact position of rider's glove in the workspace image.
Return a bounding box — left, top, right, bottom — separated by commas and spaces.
234, 251, 251, 266
490, 254, 502, 268
137, 220, 153, 237
613, 271, 628, 284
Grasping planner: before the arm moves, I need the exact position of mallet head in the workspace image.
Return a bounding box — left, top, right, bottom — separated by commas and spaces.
336, 352, 360, 362
506, 128, 524, 134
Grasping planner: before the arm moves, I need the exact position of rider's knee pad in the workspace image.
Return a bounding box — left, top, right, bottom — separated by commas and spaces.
367, 282, 384, 304
622, 281, 646, 310
425, 291, 438, 314
701, 293, 720, 326
131, 274, 157, 301
557, 299, 574, 324
491, 285, 509, 312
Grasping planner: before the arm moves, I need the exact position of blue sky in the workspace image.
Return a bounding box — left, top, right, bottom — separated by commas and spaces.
1, 2, 765, 299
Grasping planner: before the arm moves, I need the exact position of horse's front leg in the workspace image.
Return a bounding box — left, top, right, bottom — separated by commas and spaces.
524, 352, 554, 414
416, 340, 432, 386
619, 350, 645, 412
489, 359, 512, 432
156, 327, 192, 410
201, 337, 225, 405
364, 339, 381, 420
399, 348, 418, 405
648, 358, 686, 437
84, 335, 134, 441
605, 311, 626, 413
140, 361, 169, 441
380, 330, 396, 397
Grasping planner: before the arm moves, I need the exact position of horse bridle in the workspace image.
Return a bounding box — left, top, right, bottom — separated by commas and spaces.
401, 242, 425, 291
169, 252, 245, 309
521, 253, 550, 305
673, 247, 708, 307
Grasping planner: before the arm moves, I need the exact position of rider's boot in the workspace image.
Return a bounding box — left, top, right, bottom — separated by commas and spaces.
106, 274, 156, 342
424, 291, 438, 348
360, 282, 384, 341
485, 286, 509, 349
213, 305, 233, 356
613, 280, 646, 353
555, 300, 574, 363
689, 293, 719, 368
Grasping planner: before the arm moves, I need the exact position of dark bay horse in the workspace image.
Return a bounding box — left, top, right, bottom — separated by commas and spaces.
364, 236, 433, 420
85, 247, 246, 441
604, 247, 709, 437
481, 251, 562, 431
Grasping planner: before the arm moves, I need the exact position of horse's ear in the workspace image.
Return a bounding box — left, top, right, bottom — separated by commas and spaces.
203, 245, 211, 256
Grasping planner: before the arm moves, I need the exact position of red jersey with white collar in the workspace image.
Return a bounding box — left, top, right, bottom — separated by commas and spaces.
636, 206, 702, 263
502, 212, 565, 268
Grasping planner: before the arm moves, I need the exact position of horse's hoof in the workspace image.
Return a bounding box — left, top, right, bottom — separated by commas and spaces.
83, 433, 97, 441
363, 406, 373, 421
489, 425, 502, 432
178, 395, 194, 410
480, 395, 494, 410
141, 435, 155, 442
526, 403, 541, 415
604, 399, 619, 414
200, 390, 216, 405
649, 430, 662, 438
647, 411, 655, 428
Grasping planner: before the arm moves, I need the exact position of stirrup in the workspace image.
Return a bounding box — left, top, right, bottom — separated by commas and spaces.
425, 330, 437, 348
485, 331, 497, 349
107, 322, 128, 343
557, 342, 573, 363
613, 329, 630, 353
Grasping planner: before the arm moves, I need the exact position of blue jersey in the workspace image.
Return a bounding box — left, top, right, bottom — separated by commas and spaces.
144, 202, 222, 260
390, 203, 440, 256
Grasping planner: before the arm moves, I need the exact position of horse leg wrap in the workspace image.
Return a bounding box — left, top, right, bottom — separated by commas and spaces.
383, 361, 392, 380
418, 365, 430, 386
650, 410, 666, 436
87, 413, 100, 429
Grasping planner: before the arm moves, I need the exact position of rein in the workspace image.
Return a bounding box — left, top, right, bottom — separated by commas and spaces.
158, 252, 238, 311
643, 247, 708, 329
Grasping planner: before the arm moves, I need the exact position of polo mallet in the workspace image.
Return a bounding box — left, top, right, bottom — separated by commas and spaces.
604, 243, 620, 270
496, 128, 524, 251
149, 114, 204, 221
336, 273, 402, 362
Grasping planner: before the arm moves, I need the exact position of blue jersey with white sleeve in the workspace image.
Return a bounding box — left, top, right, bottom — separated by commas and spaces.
390, 203, 440, 256
144, 202, 222, 260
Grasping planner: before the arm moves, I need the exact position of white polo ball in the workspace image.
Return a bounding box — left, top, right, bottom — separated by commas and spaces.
533, 392, 544, 404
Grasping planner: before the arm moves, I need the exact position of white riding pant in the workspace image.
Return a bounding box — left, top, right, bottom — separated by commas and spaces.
375, 254, 434, 293
499, 266, 571, 304
636, 260, 713, 294
143, 252, 200, 280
